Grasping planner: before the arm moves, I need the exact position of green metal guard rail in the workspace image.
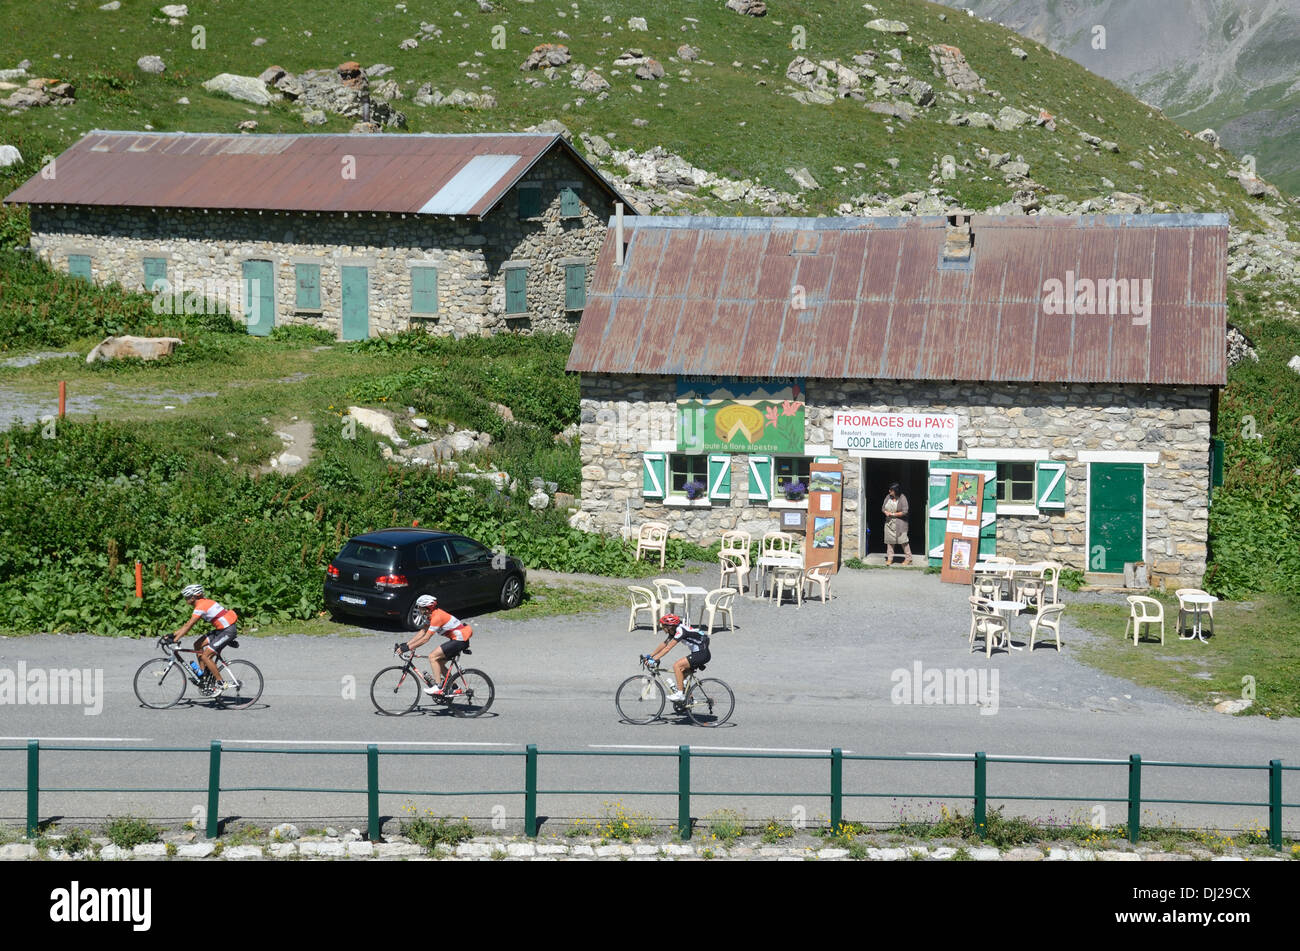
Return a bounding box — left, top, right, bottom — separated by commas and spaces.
2, 741, 1294, 848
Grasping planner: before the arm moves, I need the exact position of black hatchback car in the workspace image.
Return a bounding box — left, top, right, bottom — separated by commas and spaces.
324, 528, 527, 629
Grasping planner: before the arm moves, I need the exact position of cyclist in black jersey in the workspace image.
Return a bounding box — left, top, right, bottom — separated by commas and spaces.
642, 614, 711, 703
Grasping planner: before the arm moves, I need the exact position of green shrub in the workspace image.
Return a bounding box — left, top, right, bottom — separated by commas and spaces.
270, 324, 336, 345
103, 816, 161, 849
401, 814, 474, 853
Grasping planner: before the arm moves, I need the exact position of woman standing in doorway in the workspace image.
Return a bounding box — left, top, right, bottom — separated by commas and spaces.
882, 483, 912, 566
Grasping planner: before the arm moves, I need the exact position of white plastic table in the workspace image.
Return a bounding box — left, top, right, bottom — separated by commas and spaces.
755, 553, 803, 599
1179, 593, 1218, 643
679, 585, 709, 622
989, 599, 1027, 651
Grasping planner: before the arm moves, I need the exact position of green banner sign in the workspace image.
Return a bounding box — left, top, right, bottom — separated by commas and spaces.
676, 379, 805, 454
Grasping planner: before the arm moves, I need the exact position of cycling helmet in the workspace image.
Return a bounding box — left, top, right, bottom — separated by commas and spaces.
659, 614, 682, 629
415, 594, 438, 610
181, 584, 205, 599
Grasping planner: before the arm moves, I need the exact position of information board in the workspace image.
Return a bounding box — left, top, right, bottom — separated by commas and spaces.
804, 462, 844, 573
939, 472, 986, 585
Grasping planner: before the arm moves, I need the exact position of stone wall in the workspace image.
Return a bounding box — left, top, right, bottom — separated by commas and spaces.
578, 375, 1213, 587
27, 147, 615, 337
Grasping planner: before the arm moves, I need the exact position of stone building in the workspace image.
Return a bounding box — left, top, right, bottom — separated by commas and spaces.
567, 214, 1228, 588
5, 131, 634, 338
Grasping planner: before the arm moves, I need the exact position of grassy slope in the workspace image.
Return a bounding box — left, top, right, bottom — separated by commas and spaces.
0, 0, 1294, 230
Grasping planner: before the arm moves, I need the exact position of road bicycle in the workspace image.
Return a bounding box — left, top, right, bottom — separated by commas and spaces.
615, 657, 734, 727
370, 645, 494, 717
133, 634, 264, 710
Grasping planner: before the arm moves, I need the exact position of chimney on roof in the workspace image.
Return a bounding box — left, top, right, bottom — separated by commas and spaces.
943, 213, 973, 263
615, 202, 625, 266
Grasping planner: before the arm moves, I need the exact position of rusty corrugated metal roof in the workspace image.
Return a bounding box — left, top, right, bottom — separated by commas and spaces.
3, 131, 635, 217
567, 215, 1227, 386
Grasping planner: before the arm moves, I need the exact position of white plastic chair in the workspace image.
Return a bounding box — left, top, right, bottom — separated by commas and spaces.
635, 522, 668, 568
1039, 561, 1062, 605
1015, 564, 1048, 610
719, 550, 750, 594
720, 530, 751, 553
770, 565, 803, 607
803, 564, 831, 603
701, 588, 737, 635
1124, 596, 1165, 645
627, 585, 658, 633
1029, 602, 1065, 652
652, 578, 687, 618
969, 596, 1008, 658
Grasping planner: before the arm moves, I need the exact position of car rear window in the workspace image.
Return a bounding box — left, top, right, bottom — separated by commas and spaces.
336, 542, 399, 570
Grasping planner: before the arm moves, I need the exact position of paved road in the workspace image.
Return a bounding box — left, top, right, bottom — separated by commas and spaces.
2, 568, 1296, 835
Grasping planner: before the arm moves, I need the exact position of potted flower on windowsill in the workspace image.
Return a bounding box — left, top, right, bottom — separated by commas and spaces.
683, 480, 707, 501
784, 481, 807, 502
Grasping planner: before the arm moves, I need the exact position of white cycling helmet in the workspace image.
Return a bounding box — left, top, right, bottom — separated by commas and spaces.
181, 584, 205, 599
414, 594, 437, 610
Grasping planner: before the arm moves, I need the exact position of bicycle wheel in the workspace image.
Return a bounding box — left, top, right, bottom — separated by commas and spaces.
615, 674, 665, 724
215, 659, 263, 710
133, 658, 187, 709
685, 678, 734, 727
445, 669, 494, 718
370, 665, 422, 715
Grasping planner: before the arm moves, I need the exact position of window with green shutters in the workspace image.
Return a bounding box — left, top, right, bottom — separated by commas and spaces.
505, 267, 527, 314
669, 454, 708, 497
560, 186, 582, 218
997, 461, 1036, 505
518, 185, 541, 219
143, 257, 168, 293
67, 255, 92, 282
411, 266, 439, 315
565, 263, 586, 310
294, 263, 321, 311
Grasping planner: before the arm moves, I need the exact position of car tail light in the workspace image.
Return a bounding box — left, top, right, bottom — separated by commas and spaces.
326, 565, 339, 579
375, 574, 409, 589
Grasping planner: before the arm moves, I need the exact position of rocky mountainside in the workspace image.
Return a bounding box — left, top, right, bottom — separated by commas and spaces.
938, 0, 1300, 196
1, 0, 1297, 292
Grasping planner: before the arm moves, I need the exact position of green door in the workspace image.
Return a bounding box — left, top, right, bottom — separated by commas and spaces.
341, 266, 369, 341
1088, 463, 1145, 572
242, 260, 275, 336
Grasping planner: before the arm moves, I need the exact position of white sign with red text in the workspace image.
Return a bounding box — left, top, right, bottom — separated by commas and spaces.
832, 412, 959, 453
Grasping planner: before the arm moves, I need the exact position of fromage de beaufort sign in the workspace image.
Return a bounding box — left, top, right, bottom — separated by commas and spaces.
832, 412, 959, 452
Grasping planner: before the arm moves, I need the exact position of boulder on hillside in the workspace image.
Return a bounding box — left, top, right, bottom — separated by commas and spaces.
0, 144, 22, 167
346, 406, 405, 445
866, 18, 908, 33
202, 73, 274, 106
521, 44, 570, 70
726, 0, 767, 15
86, 336, 183, 364
928, 44, 984, 92
1194, 128, 1220, 148
137, 56, 166, 74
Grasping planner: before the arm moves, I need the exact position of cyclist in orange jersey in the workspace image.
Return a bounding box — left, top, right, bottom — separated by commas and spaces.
172, 584, 239, 692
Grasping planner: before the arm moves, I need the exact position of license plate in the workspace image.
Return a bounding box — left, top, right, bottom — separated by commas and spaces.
339, 596, 366, 606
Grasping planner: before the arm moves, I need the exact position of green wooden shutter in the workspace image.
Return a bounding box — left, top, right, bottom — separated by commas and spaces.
505, 267, 527, 314
1036, 461, 1067, 510
1211, 438, 1225, 488
927, 461, 998, 564
642, 453, 667, 499
565, 264, 586, 310
518, 186, 541, 219
411, 266, 439, 315
295, 264, 321, 310
747, 455, 772, 501
67, 255, 92, 282
560, 186, 581, 218
708, 454, 732, 501
143, 257, 168, 293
